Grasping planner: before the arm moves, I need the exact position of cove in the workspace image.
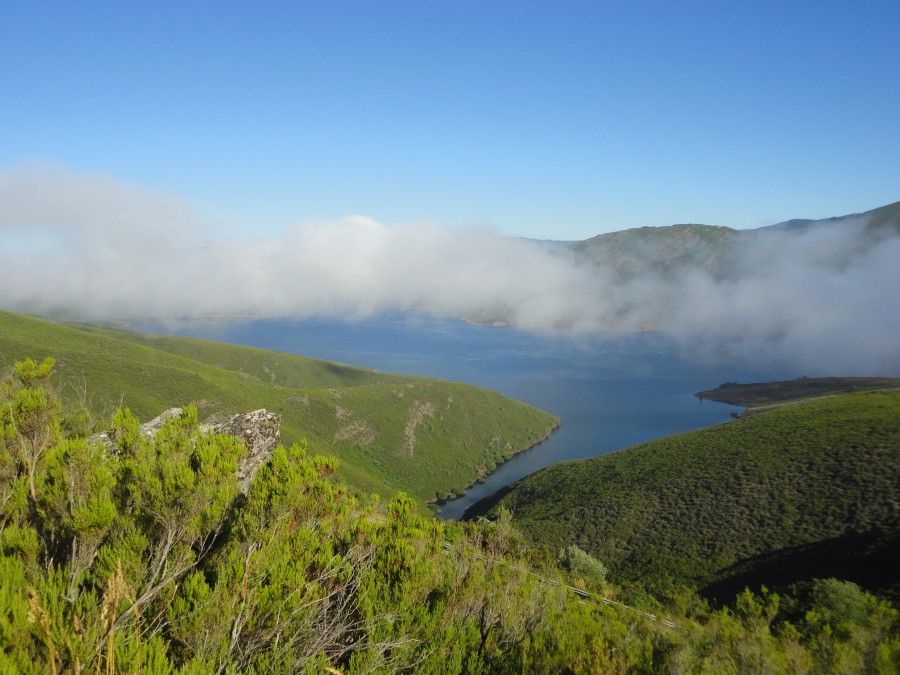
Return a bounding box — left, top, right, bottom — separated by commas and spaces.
131, 314, 777, 519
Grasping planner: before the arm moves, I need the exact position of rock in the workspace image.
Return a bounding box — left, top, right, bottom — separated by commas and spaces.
206, 409, 282, 493
88, 430, 115, 452
141, 407, 184, 436
91, 407, 282, 494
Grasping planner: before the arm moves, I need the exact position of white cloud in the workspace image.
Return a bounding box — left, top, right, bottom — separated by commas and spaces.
1, 164, 898, 375
0, 162, 203, 242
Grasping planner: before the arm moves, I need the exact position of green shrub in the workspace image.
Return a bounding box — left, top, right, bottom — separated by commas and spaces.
558, 544, 608, 586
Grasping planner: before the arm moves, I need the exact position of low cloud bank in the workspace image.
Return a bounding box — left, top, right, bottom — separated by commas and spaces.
1, 165, 898, 375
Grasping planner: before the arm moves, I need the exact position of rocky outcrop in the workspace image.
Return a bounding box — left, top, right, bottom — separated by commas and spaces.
208, 409, 281, 493
92, 408, 282, 494
140, 407, 185, 436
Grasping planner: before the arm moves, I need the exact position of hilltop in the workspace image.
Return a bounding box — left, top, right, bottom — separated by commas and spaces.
468, 390, 900, 602
0, 310, 558, 506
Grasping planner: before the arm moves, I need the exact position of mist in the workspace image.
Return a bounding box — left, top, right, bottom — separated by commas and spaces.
2, 166, 898, 375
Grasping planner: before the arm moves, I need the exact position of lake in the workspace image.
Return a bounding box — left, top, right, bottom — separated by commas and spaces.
132, 314, 778, 519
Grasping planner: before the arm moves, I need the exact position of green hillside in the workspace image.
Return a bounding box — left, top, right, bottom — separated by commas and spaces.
470, 390, 900, 600
0, 310, 558, 505
2, 361, 896, 673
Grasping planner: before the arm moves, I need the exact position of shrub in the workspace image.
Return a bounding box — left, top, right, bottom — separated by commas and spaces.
559, 545, 608, 586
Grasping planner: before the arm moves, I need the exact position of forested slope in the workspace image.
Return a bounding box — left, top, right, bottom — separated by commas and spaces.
470, 391, 900, 601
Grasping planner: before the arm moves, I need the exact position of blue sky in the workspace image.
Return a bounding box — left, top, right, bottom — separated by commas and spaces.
3, 1, 899, 240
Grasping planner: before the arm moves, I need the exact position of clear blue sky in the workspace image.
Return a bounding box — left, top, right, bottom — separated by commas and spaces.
3, 1, 899, 239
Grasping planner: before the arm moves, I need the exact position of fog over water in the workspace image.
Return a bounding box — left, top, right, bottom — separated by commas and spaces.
2, 165, 899, 375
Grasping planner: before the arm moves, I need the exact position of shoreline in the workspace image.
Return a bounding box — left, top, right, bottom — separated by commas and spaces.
431, 418, 561, 513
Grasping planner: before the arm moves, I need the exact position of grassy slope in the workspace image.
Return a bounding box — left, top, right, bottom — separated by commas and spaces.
0, 310, 557, 505
471, 391, 900, 599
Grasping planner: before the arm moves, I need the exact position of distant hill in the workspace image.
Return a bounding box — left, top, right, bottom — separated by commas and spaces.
570, 199, 900, 282
765, 199, 900, 238
0, 310, 558, 505
468, 390, 900, 601
696, 376, 900, 414
571, 223, 741, 281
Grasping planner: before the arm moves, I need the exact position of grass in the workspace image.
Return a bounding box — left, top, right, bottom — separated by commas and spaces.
0, 310, 558, 506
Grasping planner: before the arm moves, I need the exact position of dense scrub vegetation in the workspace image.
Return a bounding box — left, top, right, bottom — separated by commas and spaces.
471, 391, 900, 603
1, 357, 898, 672
0, 310, 557, 506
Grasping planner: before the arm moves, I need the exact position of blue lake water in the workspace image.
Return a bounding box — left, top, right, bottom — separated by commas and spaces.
132, 314, 778, 519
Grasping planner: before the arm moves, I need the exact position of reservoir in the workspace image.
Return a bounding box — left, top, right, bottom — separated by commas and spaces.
132, 314, 778, 518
